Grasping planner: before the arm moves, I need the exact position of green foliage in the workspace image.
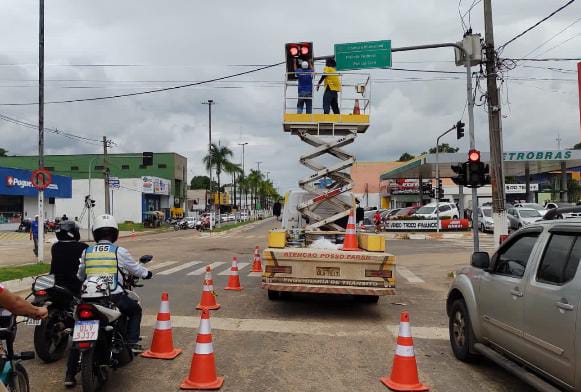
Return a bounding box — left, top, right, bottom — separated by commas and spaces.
397, 152, 415, 162
426, 144, 460, 154
0, 148, 7, 157
0, 263, 50, 281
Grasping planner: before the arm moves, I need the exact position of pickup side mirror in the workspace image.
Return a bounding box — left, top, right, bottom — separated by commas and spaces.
471, 252, 490, 269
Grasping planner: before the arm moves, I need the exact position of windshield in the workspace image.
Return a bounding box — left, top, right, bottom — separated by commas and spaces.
481, 209, 492, 217
520, 209, 541, 218
521, 203, 543, 210
415, 206, 435, 215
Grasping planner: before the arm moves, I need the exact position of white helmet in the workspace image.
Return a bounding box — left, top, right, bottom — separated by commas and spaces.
92, 214, 118, 231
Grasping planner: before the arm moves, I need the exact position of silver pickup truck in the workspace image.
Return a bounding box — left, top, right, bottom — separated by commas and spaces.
447, 216, 581, 392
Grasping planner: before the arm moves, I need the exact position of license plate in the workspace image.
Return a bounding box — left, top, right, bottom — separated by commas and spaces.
72, 320, 99, 342
25, 318, 41, 326
316, 267, 340, 277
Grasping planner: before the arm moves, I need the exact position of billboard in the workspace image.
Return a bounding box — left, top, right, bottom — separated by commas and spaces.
0, 167, 72, 198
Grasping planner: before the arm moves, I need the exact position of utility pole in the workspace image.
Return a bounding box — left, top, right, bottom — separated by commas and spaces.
202, 100, 215, 228
37, 0, 45, 263
484, 0, 508, 246
103, 136, 110, 214
256, 161, 262, 173
238, 142, 248, 210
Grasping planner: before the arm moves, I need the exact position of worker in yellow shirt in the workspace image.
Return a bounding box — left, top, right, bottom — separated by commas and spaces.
316, 58, 341, 114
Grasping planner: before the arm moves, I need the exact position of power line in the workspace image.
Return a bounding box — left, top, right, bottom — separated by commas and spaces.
0, 62, 284, 106
502, 57, 581, 61
498, 0, 576, 51
519, 16, 581, 59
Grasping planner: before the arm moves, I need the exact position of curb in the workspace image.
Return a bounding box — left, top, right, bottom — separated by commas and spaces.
3, 276, 34, 293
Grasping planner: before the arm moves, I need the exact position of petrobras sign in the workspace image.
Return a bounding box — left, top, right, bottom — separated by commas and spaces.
0, 167, 71, 198
141, 176, 170, 195
503, 150, 573, 161
505, 183, 539, 194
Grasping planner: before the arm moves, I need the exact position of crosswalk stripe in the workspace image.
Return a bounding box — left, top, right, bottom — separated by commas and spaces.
148, 261, 179, 271
158, 261, 202, 275
248, 272, 262, 277
397, 266, 425, 283
188, 261, 227, 276
218, 262, 249, 275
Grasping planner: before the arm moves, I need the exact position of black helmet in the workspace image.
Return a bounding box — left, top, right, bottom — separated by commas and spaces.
55, 220, 80, 241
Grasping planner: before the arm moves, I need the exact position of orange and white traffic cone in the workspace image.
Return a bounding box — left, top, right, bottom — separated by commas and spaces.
353, 99, 361, 115
251, 246, 262, 273
197, 266, 220, 310
142, 292, 182, 360
224, 257, 243, 291
341, 210, 359, 251
180, 309, 224, 390
380, 311, 429, 391
131, 228, 136, 240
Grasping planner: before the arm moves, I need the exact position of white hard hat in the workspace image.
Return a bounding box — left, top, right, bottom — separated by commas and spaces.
92, 214, 118, 232
301, 61, 309, 69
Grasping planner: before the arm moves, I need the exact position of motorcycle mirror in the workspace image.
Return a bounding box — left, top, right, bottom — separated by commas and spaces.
139, 255, 154, 264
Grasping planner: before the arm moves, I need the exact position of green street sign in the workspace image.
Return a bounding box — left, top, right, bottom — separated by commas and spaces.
334, 40, 392, 71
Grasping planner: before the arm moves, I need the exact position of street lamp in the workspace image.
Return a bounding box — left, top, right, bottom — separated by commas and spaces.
238, 142, 248, 210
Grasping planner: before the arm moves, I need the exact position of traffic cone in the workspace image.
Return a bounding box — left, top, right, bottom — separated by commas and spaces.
380, 311, 429, 391
180, 309, 224, 390
131, 228, 136, 240
142, 292, 182, 360
251, 246, 262, 273
197, 266, 220, 310
353, 99, 361, 115
224, 257, 243, 291
341, 210, 359, 251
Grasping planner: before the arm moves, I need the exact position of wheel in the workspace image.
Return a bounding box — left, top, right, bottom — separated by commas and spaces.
7, 362, 30, 392
267, 290, 280, 300
449, 299, 479, 362
479, 223, 485, 233
81, 348, 105, 392
453, 216, 458, 219
355, 295, 379, 303
33, 314, 69, 363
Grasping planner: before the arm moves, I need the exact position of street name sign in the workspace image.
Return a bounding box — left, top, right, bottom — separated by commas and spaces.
108, 177, 120, 189
335, 40, 392, 71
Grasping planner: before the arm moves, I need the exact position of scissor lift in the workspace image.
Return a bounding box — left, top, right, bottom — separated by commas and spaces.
282, 72, 371, 230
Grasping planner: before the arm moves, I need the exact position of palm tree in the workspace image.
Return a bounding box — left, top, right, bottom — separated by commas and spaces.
202, 143, 234, 212
246, 169, 263, 210
224, 162, 243, 209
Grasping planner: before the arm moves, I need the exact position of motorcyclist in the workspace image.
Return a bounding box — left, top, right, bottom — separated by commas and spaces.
373, 210, 382, 233
77, 214, 152, 353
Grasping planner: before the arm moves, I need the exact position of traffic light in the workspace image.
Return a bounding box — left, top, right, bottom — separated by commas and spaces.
456, 121, 465, 140
466, 149, 491, 188
285, 42, 313, 81
84, 196, 96, 209
451, 163, 467, 186
142, 152, 153, 166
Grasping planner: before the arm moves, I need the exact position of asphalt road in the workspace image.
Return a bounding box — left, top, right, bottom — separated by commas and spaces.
16, 219, 530, 392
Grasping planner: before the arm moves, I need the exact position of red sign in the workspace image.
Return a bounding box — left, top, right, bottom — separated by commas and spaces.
440, 219, 471, 230
30, 168, 52, 191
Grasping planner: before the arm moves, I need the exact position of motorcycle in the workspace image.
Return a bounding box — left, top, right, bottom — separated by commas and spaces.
195, 216, 210, 231
0, 310, 35, 392
73, 255, 153, 392
172, 220, 188, 231
29, 274, 78, 363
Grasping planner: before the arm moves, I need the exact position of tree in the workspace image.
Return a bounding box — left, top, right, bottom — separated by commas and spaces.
224, 162, 243, 208
202, 143, 234, 209
0, 148, 7, 157
426, 144, 460, 154
246, 169, 263, 210
397, 152, 415, 162
190, 176, 209, 189
573, 143, 581, 150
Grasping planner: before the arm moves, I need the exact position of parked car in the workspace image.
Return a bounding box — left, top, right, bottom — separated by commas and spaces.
507, 207, 543, 230
477, 207, 494, 232
413, 202, 459, 219
545, 202, 579, 218
447, 213, 581, 391
513, 202, 547, 216
382, 208, 400, 221
389, 206, 419, 219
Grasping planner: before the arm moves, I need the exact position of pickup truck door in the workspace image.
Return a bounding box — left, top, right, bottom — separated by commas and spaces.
523, 228, 581, 387
478, 229, 542, 358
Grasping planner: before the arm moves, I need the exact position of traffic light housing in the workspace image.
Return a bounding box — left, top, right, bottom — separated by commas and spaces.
465, 149, 491, 188
456, 121, 465, 140
285, 42, 313, 81
142, 152, 153, 166
451, 163, 467, 186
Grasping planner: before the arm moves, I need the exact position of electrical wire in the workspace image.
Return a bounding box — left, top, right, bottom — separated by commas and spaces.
519, 16, 581, 59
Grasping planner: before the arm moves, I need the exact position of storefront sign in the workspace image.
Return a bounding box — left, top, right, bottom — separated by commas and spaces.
0, 167, 71, 198
384, 219, 470, 231
503, 150, 573, 161
505, 183, 539, 194
141, 176, 170, 195
386, 179, 431, 195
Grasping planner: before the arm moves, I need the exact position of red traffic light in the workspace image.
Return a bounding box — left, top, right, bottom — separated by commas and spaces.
468, 149, 480, 163
288, 45, 299, 57
300, 45, 310, 55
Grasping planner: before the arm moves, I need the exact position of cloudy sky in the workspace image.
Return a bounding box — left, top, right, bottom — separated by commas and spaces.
0, 0, 579, 191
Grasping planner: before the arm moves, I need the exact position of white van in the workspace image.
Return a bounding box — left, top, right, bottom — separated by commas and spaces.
413, 202, 459, 219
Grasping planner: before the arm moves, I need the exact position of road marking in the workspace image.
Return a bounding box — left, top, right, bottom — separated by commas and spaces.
188, 261, 227, 275
158, 261, 202, 275
142, 315, 447, 340
218, 262, 249, 275
147, 261, 179, 271
248, 272, 262, 277
397, 266, 425, 283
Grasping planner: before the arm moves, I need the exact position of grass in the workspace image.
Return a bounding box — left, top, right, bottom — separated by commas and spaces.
0, 263, 51, 282
211, 219, 257, 233
118, 223, 145, 232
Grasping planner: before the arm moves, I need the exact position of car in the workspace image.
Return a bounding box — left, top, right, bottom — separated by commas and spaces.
413, 202, 459, 219
390, 206, 419, 219
545, 202, 579, 218
507, 207, 543, 230
513, 202, 547, 216
477, 207, 494, 232
382, 208, 400, 221
447, 212, 581, 391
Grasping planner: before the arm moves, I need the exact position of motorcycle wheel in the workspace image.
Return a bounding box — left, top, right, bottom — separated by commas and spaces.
81, 348, 105, 392
33, 314, 69, 363
7, 362, 30, 392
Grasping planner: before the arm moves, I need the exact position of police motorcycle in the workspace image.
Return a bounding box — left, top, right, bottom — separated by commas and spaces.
28, 274, 78, 362
72, 254, 153, 392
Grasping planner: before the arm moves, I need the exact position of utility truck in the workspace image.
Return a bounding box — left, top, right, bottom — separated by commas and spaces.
261, 68, 396, 302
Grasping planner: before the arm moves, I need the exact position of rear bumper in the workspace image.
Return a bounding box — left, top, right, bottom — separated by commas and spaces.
262, 282, 395, 296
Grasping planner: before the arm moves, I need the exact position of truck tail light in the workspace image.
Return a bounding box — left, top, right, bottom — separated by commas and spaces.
265, 265, 292, 274
365, 269, 392, 278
